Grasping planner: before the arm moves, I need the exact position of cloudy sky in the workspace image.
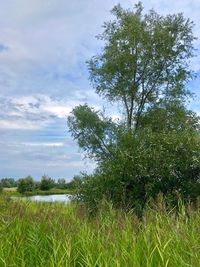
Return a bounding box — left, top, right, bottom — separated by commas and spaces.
0, 0, 199, 180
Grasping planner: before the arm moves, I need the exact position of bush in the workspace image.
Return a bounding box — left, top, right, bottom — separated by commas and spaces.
75, 129, 200, 212
40, 175, 55, 191
0, 178, 17, 188
17, 176, 35, 194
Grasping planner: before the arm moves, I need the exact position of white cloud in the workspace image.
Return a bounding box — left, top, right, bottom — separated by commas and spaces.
0, 119, 41, 130
22, 142, 64, 147
41, 97, 73, 118
0, 92, 104, 130
0, 94, 77, 130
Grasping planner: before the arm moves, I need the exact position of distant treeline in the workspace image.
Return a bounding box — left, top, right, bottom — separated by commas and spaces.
0, 175, 79, 193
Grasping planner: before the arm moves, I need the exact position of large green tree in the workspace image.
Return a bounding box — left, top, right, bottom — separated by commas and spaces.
68, 3, 200, 210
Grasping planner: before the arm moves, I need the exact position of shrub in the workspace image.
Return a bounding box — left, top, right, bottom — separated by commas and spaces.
75, 129, 200, 212
40, 175, 55, 191
17, 176, 35, 194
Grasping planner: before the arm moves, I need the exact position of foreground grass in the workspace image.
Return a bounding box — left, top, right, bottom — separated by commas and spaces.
0, 197, 199, 267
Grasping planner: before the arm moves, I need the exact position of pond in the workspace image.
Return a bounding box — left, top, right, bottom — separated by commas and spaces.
12, 194, 71, 204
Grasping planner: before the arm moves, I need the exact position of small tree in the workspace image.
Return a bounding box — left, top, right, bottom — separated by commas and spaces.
57, 178, 67, 189
40, 175, 55, 191
17, 176, 35, 194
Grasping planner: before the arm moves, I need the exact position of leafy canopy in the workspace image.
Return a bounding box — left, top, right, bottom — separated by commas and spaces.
88, 2, 196, 130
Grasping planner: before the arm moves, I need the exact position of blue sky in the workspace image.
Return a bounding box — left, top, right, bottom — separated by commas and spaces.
0, 0, 199, 181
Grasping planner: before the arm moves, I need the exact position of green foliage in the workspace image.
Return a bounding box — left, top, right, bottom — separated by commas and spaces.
68, 2, 200, 211
40, 175, 55, 191
64, 175, 83, 191
139, 101, 200, 132
17, 176, 35, 194
56, 178, 67, 189
88, 2, 195, 130
3, 176, 74, 195
0, 178, 17, 188
68, 104, 117, 160
0, 198, 200, 266
109, 129, 200, 207
74, 130, 200, 212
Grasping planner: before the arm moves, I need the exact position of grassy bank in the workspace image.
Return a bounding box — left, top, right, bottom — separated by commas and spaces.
22, 188, 73, 196
1, 187, 73, 197
0, 197, 199, 267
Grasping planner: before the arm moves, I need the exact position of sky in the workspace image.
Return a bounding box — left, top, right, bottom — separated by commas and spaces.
0, 0, 199, 181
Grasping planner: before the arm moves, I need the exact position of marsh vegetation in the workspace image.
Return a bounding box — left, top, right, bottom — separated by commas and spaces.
0, 197, 199, 267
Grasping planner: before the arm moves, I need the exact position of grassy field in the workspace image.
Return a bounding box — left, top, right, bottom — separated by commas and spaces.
0, 197, 199, 267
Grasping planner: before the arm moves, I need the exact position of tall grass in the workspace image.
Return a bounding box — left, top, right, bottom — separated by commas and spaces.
0, 197, 199, 267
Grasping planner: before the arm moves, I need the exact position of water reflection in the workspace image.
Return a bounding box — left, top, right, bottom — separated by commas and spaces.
13, 194, 70, 204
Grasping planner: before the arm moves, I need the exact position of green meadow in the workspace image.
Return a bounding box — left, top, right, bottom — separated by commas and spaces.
0, 197, 199, 267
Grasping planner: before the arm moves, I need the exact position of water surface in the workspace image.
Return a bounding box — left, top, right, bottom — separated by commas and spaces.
13, 194, 70, 204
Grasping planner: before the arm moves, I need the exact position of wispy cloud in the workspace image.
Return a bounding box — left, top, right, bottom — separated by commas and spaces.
0, 95, 81, 130
0, 119, 42, 130
21, 142, 64, 147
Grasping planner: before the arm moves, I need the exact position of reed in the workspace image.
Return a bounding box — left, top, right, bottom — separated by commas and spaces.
0, 197, 199, 267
